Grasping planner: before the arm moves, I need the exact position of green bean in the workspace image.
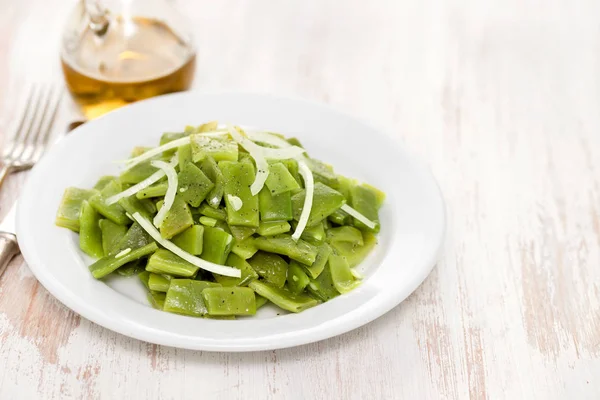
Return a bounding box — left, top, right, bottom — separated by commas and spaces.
93, 176, 117, 191
258, 187, 292, 222
253, 235, 318, 265
306, 261, 339, 301
148, 273, 171, 292
191, 135, 239, 163
178, 162, 214, 207
203, 287, 256, 316
116, 258, 146, 276
229, 225, 256, 241
328, 254, 360, 293
159, 195, 194, 239
330, 232, 377, 267
135, 182, 168, 199
214, 253, 259, 287
300, 222, 326, 245
199, 216, 217, 227
146, 248, 198, 277
302, 243, 331, 279
163, 279, 221, 317
120, 161, 158, 184
305, 158, 338, 189
171, 225, 204, 255
327, 226, 364, 245
79, 201, 104, 258
118, 194, 155, 221
99, 219, 128, 256
287, 261, 310, 294
199, 156, 225, 208
55, 187, 98, 232
291, 183, 346, 227
89, 242, 158, 279
220, 160, 259, 228
89, 180, 130, 225
248, 251, 288, 288
201, 226, 233, 265
256, 221, 291, 236
198, 203, 227, 221
230, 237, 258, 259
255, 294, 269, 309
350, 184, 384, 232
249, 281, 318, 313
114, 222, 154, 253
264, 163, 299, 195
178, 143, 193, 169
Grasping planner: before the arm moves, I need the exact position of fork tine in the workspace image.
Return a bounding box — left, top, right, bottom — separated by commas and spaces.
11, 84, 44, 162
29, 85, 53, 145
2, 85, 36, 159
21, 84, 51, 162
32, 86, 62, 162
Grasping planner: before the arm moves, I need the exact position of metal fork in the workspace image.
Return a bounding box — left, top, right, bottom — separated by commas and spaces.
0, 83, 62, 187
0, 84, 62, 277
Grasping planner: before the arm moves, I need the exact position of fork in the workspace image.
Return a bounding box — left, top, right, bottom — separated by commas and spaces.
0, 84, 62, 277
0, 83, 62, 187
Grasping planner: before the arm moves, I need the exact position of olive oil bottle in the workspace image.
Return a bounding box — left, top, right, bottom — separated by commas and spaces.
61, 1, 196, 119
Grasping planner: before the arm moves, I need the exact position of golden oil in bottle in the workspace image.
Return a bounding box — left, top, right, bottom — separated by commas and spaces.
61, 16, 196, 119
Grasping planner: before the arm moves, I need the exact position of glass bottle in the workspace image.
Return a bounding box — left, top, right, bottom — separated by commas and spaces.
61, 0, 196, 119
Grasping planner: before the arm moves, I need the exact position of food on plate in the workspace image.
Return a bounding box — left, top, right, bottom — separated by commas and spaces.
55, 123, 385, 318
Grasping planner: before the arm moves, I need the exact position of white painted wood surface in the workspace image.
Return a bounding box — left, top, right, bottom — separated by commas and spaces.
1, 0, 599, 398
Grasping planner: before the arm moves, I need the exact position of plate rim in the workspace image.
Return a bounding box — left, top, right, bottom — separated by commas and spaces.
16, 91, 446, 351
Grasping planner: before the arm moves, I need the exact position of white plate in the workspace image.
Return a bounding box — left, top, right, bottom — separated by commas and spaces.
17, 92, 445, 351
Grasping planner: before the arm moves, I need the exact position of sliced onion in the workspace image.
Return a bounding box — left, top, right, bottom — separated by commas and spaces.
105, 170, 165, 205
244, 131, 305, 159
250, 157, 269, 196
340, 204, 376, 229
196, 130, 228, 137
350, 268, 364, 280
245, 130, 292, 148
123, 137, 190, 171
262, 146, 305, 160
151, 160, 178, 228
291, 160, 314, 241
131, 212, 241, 278
105, 155, 178, 205
227, 126, 269, 195
227, 194, 243, 211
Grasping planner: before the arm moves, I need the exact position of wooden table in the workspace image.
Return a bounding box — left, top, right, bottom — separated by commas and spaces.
1, 0, 599, 398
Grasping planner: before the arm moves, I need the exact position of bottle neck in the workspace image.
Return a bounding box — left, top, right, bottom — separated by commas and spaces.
84, 0, 110, 36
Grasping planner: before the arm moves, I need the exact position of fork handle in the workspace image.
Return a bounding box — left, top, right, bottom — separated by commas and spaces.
0, 165, 13, 189
0, 232, 19, 279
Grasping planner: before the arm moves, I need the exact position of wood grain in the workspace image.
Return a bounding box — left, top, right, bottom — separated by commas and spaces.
1, 0, 599, 398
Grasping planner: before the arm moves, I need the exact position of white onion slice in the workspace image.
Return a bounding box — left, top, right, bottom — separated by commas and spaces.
196, 130, 229, 137
250, 157, 269, 196
244, 131, 306, 159
262, 146, 305, 160
227, 195, 243, 211
246, 130, 309, 163
131, 212, 241, 278
105, 170, 165, 205
122, 130, 231, 171
151, 160, 178, 228
245, 131, 292, 148
350, 268, 364, 280
340, 204, 376, 229
227, 126, 269, 195
291, 160, 314, 241
105, 155, 178, 205
123, 137, 190, 171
